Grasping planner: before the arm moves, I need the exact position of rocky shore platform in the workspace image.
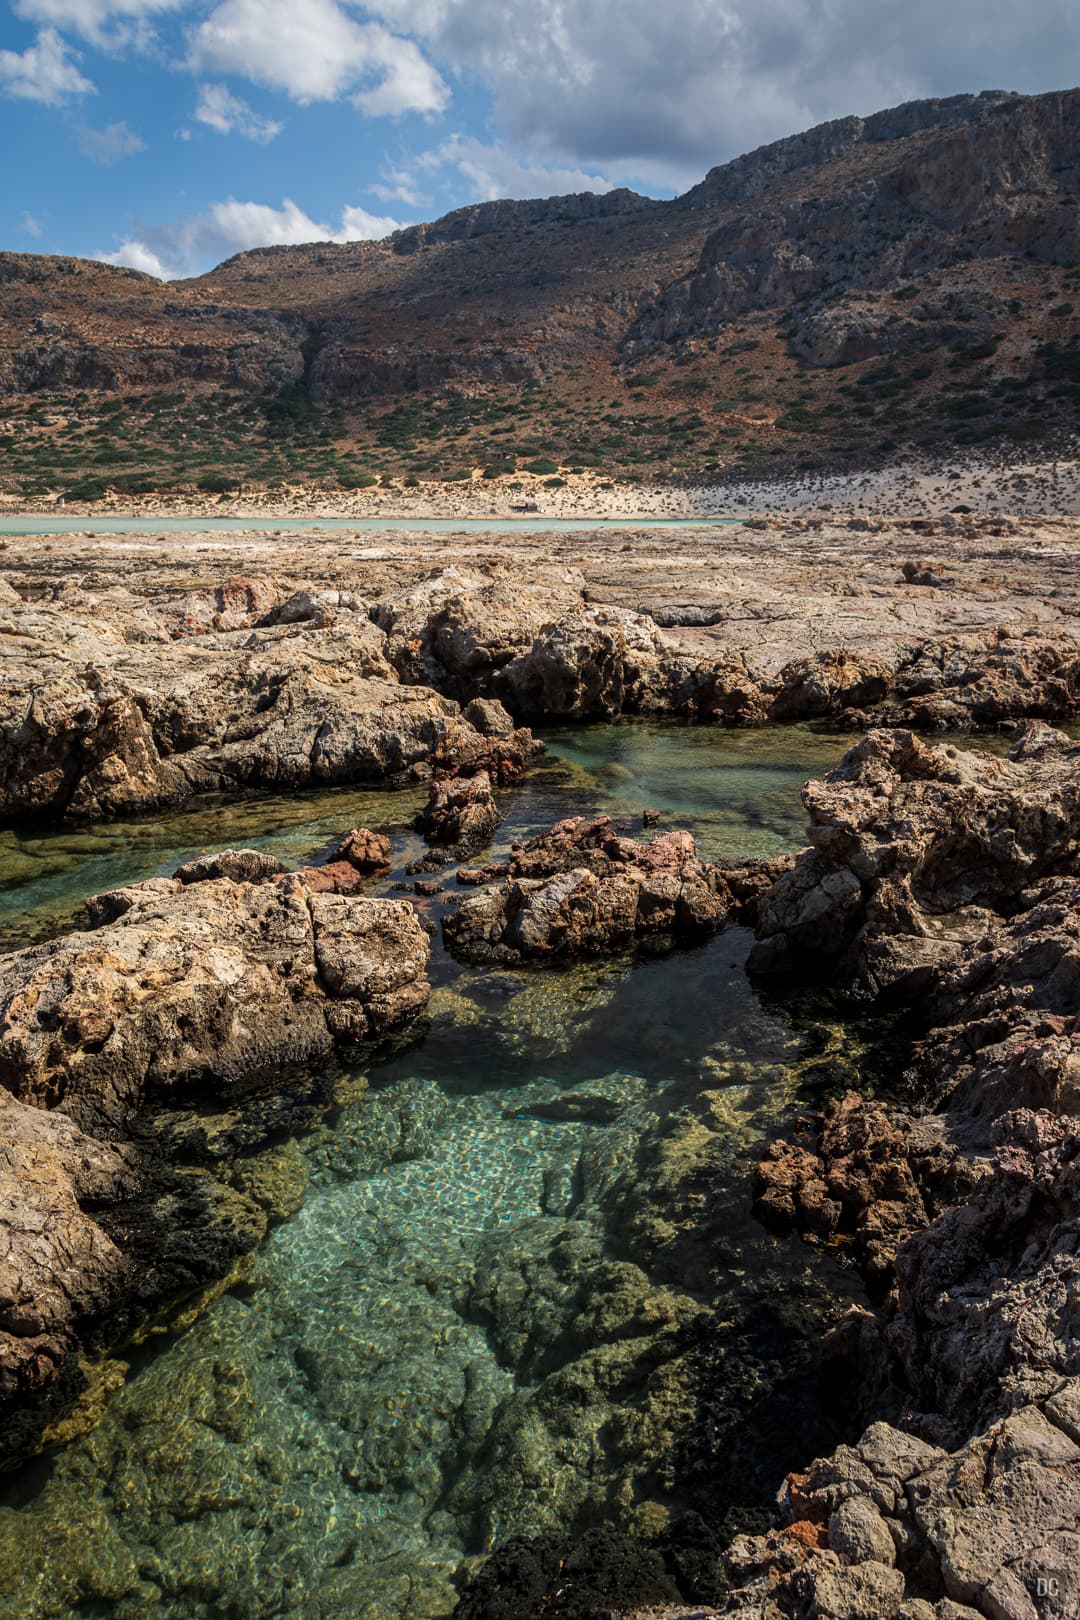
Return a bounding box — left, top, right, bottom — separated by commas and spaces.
705, 724, 1080, 1620
1, 512, 1080, 830
2, 517, 1080, 1617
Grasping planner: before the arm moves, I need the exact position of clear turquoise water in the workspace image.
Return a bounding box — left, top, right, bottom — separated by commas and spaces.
0, 720, 848, 952
0, 721, 877, 1620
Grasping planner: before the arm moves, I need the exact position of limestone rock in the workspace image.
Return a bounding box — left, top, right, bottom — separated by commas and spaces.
0, 869, 430, 1132
444, 821, 730, 963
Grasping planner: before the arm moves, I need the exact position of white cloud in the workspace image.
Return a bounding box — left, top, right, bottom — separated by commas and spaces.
97, 195, 403, 279
78, 118, 146, 162
12, 0, 184, 49
365, 0, 1080, 186
100, 238, 173, 276
0, 25, 94, 104
19, 211, 44, 237
416, 133, 615, 201
188, 0, 448, 115
195, 82, 283, 142
338, 202, 403, 237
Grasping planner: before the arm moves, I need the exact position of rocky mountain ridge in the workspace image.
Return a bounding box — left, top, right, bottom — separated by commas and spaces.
0, 87, 1077, 494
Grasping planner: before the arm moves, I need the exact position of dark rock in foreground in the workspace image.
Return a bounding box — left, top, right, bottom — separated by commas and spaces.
721, 722, 1080, 1620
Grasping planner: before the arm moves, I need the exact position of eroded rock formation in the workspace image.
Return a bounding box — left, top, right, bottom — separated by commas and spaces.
727, 722, 1080, 1620
0, 844, 430, 1462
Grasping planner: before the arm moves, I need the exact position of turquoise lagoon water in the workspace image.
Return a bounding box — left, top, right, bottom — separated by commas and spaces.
0, 722, 877, 1620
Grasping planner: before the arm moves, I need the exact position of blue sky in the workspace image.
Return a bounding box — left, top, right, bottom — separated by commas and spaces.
2, 0, 1077, 279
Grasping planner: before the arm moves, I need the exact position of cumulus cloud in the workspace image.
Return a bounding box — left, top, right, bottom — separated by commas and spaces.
97, 194, 403, 278
366, 0, 1080, 185
78, 117, 146, 161
195, 82, 282, 141
188, 0, 448, 115
12, 0, 184, 49
0, 25, 94, 103
406, 133, 615, 202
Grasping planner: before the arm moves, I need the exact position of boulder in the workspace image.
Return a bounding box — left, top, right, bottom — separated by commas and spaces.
0, 867, 430, 1132
444, 821, 731, 963
417, 769, 501, 856
751, 725, 1080, 988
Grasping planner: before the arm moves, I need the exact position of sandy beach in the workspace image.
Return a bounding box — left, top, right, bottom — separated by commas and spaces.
4, 445, 1079, 525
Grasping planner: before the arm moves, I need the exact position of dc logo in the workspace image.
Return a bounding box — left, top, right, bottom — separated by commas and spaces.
1036, 1576, 1060, 1598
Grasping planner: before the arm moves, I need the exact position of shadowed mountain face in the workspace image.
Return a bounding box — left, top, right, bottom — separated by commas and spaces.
1, 87, 1078, 492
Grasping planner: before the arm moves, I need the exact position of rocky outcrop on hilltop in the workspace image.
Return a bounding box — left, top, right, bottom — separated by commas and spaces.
680, 92, 1019, 210
627, 89, 1080, 360
390, 188, 652, 253
0, 843, 431, 1463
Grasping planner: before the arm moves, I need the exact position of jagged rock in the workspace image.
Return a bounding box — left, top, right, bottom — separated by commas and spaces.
0, 867, 430, 1132
0, 652, 474, 822
721, 1394, 1080, 1620
0, 1091, 136, 1443
174, 848, 289, 885
326, 827, 393, 874
501, 606, 641, 719
769, 652, 892, 722
443, 822, 730, 963
167, 575, 292, 636
462, 696, 518, 737
750, 725, 1080, 988
888, 1111, 1080, 1430
418, 769, 500, 856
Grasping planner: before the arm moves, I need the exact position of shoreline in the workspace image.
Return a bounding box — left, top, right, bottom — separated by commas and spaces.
3, 445, 1080, 526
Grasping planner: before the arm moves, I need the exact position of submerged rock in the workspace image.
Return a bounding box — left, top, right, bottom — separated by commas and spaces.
0, 842, 431, 1469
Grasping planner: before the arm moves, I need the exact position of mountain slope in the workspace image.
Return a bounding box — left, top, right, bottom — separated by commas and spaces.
0, 87, 1077, 499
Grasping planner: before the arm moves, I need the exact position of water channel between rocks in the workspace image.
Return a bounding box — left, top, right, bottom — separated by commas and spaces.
0, 721, 929, 1619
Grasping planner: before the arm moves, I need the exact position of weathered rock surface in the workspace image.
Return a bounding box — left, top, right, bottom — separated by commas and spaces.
751, 724, 1080, 989
0, 1091, 136, 1444
0, 573, 538, 823
0, 861, 430, 1132
418, 769, 501, 857
738, 724, 1080, 1620
443, 818, 747, 963
0, 840, 432, 1464
722, 1397, 1080, 1620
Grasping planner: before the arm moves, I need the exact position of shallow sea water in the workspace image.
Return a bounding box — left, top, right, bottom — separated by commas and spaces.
0, 722, 889, 1619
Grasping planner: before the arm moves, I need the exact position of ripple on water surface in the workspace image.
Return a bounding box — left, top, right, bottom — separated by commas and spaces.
0, 721, 884, 1619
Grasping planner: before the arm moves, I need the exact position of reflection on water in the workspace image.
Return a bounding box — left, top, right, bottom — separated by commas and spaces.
0, 721, 884, 1619
0, 721, 847, 951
